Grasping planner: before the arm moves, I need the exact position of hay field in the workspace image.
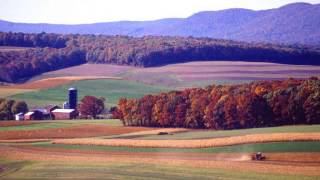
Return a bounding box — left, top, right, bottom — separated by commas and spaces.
1, 122, 320, 179
53, 133, 320, 148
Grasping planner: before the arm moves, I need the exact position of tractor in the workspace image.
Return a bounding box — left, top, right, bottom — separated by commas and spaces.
251, 152, 266, 161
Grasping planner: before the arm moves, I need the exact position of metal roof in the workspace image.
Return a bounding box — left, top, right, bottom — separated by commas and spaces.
25, 112, 34, 116
52, 109, 75, 113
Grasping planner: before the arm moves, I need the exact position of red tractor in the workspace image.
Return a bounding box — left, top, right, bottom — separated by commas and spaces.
251, 152, 266, 161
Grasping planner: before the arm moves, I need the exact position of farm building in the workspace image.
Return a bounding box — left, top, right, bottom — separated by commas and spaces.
45, 105, 60, 113
15, 113, 24, 121
52, 109, 77, 120
24, 110, 43, 120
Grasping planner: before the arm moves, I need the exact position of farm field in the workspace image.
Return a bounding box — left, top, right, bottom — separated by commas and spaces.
15, 61, 320, 88
2, 61, 319, 108
7, 79, 172, 107
0, 120, 320, 179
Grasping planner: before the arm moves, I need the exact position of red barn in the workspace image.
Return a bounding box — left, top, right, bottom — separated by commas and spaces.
52, 109, 77, 120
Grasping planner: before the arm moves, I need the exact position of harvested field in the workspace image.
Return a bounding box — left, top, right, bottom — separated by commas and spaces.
0, 125, 154, 140
104, 128, 189, 139
0, 145, 319, 176
2, 76, 122, 90
53, 133, 320, 148
129, 61, 320, 82
30, 64, 136, 80
0, 121, 34, 127
17, 61, 320, 89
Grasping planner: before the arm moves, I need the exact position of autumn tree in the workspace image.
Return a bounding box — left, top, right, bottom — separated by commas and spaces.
78, 96, 105, 119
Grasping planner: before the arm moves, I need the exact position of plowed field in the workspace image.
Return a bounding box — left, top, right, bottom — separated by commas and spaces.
0, 125, 153, 140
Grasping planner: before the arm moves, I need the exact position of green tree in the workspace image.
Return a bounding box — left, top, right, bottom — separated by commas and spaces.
11, 101, 28, 114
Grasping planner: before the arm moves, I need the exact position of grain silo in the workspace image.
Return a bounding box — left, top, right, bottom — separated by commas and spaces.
68, 88, 77, 109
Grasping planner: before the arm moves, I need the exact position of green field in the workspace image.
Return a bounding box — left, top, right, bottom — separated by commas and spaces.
1, 159, 314, 180
133, 125, 320, 140
0, 119, 121, 131
10, 79, 173, 107
33, 141, 320, 153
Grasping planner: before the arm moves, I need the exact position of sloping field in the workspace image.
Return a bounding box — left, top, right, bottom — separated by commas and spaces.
9, 79, 172, 107
0, 88, 35, 97
2, 76, 122, 90
53, 133, 320, 148
21, 61, 320, 88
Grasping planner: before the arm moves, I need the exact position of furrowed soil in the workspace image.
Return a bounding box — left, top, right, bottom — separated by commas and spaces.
0, 125, 154, 140
0, 145, 319, 176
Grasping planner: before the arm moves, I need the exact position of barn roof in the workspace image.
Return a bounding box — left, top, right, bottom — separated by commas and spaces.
25, 112, 34, 116
52, 109, 75, 113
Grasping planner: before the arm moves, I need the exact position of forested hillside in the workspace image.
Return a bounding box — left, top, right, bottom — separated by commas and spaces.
115, 78, 320, 129
1, 32, 320, 82
0, 3, 319, 45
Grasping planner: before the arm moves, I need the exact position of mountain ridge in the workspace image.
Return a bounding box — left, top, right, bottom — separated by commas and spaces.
0, 2, 319, 45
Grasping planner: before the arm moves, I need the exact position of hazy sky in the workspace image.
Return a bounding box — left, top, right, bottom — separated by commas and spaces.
1, 0, 320, 24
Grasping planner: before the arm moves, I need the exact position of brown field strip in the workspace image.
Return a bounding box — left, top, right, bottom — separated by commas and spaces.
53, 133, 320, 148
0, 145, 319, 176
0, 125, 154, 140
0, 121, 35, 127
2, 76, 123, 90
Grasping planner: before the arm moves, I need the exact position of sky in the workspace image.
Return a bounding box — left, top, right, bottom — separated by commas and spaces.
0, 0, 320, 24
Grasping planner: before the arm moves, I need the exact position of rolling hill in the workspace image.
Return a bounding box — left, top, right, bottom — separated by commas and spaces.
0, 3, 319, 45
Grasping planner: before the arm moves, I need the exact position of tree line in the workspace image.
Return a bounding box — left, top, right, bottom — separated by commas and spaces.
1, 32, 320, 82
114, 78, 320, 129
0, 98, 28, 120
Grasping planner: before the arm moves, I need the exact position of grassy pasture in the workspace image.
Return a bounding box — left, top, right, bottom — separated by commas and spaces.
9, 79, 172, 107
1, 159, 314, 180
0, 119, 121, 131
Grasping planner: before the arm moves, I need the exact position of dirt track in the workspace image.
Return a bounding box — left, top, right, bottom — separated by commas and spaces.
0, 145, 319, 176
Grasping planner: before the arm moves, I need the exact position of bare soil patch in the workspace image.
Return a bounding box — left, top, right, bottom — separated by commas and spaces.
0, 125, 154, 140
53, 133, 320, 148
0, 121, 35, 127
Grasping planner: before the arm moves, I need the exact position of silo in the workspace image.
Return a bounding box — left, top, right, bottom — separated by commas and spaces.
68, 88, 77, 109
